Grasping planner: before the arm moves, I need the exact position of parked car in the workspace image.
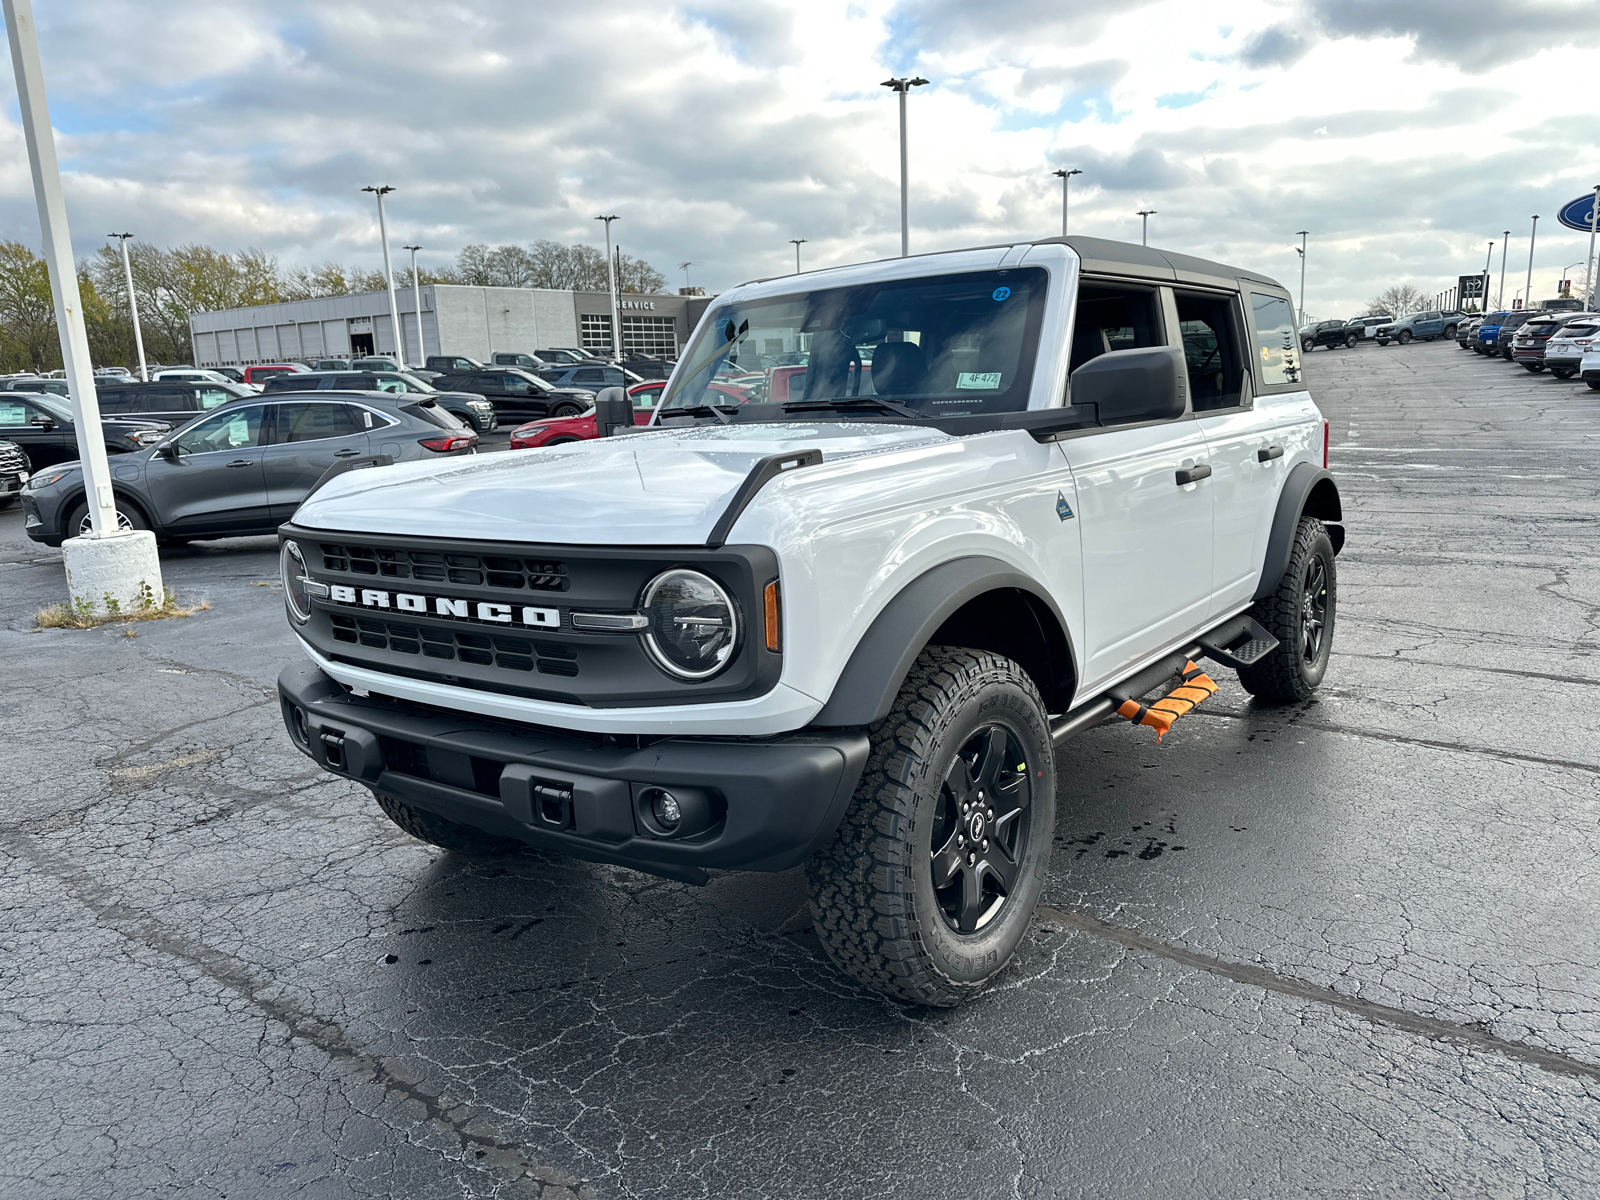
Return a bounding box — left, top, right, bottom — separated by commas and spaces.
488, 352, 549, 370
311, 358, 353, 372
1512, 312, 1599, 372
1299, 319, 1360, 351
1582, 344, 1600, 391
350, 356, 403, 372
94, 380, 257, 426
2, 376, 71, 396
622, 353, 675, 379
1456, 316, 1482, 348
0, 391, 168, 472
260, 371, 497, 433
425, 355, 484, 375
0, 439, 27, 508
1543, 319, 1599, 379
1474, 312, 1512, 353
95, 366, 134, 381
152, 368, 242, 386
210, 366, 250, 385
429, 367, 597, 426
19, 392, 477, 546
536, 363, 645, 390
1350, 312, 1394, 340
535, 347, 593, 364
1374, 310, 1462, 345
1493, 310, 1538, 360
273, 234, 1344, 1005
508, 383, 658, 448
243, 363, 312, 386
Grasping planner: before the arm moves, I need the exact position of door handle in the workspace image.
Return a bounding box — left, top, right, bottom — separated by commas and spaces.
226, 459, 253, 468
333, 448, 360, 458
1175, 463, 1212, 485
1257, 444, 1284, 462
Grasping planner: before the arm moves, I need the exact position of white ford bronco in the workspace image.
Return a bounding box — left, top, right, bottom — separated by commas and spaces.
276, 236, 1342, 1005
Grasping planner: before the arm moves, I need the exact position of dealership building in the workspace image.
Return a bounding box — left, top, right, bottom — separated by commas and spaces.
188, 285, 715, 367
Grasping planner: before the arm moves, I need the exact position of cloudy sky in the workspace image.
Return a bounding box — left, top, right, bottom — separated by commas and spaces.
3, 0, 1599, 319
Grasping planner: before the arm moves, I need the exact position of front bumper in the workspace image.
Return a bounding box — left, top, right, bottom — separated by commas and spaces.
278, 662, 869, 882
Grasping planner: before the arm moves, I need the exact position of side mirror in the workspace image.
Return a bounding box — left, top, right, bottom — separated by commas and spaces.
155, 442, 180, 461
1068, 346, 1186, 425
593, 387, 631, 437
28, 414, 55, 429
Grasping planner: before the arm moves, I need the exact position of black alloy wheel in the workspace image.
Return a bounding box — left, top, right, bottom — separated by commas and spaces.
1300, 554, 1329, 668
1238, 516, 1337, 704
1301, 336, 1315, 352
1443, 325, 1457, 339
551, 401, 585, 418
1344, 333, 1358, 348
928, 725, 1034, 934
1397, 329, 1413, 345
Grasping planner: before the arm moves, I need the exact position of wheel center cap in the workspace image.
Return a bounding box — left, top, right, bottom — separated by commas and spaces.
968, 811, 987, 841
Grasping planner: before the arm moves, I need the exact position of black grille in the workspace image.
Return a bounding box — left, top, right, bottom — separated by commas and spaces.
0, 445, 25, 472
319, 541, 567, 592
330, 614, 580, 676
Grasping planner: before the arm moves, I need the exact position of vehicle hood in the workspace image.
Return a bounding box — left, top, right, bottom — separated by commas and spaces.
293, 422, 953, 545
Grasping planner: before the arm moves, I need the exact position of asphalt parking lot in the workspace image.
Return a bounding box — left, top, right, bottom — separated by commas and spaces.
4, 339, 1600, 1198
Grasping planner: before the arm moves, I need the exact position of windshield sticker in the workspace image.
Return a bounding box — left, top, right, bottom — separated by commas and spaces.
956, 372, 1003, 389
992, 287, 1011, 302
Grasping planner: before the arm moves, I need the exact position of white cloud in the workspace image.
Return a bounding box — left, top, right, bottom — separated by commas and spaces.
0, 0, 1593, 319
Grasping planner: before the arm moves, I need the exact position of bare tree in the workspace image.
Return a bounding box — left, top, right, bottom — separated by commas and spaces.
1366, 285, 1428, 316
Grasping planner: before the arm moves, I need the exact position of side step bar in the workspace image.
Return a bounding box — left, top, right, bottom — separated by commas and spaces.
1049, 614, 1279, 747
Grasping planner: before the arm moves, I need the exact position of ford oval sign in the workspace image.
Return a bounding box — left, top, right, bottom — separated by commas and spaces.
1558, 193, 1599, 233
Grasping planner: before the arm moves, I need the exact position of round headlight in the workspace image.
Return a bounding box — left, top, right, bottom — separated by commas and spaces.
280, 540, 312, 623
640, 568, 739, 680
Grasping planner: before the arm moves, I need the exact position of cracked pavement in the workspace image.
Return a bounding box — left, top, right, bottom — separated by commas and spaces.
3, 340, 1599, 1197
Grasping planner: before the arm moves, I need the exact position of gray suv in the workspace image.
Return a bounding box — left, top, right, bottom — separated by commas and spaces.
20, 393, 477, 546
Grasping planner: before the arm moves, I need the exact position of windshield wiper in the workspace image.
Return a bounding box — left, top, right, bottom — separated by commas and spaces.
658, 403, 737, 424
781, 396, 923, 420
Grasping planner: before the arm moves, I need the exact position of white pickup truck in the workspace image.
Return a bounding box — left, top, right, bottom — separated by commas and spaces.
275, 236, 1343, 1005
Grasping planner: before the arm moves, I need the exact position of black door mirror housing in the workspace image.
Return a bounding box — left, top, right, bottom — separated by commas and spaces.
1068, 346, 1187, 425
155, 441, 180, 461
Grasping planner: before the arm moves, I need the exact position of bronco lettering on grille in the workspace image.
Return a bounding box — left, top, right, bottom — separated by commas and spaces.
325, 584, 559, 629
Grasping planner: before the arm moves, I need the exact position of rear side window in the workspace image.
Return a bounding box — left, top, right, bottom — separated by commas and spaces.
1069, 285, 1162, 374
262, 376, 305, 393
0, 399, 30, 424
271, 402, 365, 443
1176, 292, 1246, 411
1249, 293, 1302, 387
572, 368, 606, 383
95, 387, 134, 413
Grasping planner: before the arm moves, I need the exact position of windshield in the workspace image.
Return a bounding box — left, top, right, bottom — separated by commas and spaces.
661, 267, 1048, 417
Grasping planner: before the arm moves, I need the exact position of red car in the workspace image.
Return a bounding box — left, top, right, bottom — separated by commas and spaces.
508, 381, 745, 448
242, 363, 312, 386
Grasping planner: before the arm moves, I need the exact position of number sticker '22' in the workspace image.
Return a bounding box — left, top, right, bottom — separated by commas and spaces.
992, 287, 1011, 302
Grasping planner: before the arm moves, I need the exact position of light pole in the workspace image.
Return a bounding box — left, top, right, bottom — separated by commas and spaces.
6, 0, 162, 606
361, 185, 402, 365
790, 239, 807, 273
596, 215, 620, 359
678, 261, 693, 290
1585, 184, 1600, 311
1053, 168, 1082, 237
880, 76, 929, 257
1295, 231, 1309, 331
107, 233, 148, 380
1482, 241, 1494, 311
1562, 262, 1584, 297
1497, 229, 1510, 308
1138, 210, 1157, 246
402, 245, 423, 367
1522, 215, 1538, 311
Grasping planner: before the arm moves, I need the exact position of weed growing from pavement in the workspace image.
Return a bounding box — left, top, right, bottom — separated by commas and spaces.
34, 581, 209, 631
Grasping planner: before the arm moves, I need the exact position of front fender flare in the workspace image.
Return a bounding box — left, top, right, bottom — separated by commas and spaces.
1254, 462, 1343, 601
810, 556, 1073, 727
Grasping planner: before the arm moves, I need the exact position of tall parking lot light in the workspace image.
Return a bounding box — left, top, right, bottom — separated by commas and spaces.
362, 186, 403, 363
1523, 215, 1539, 312
403, 244, 423, 367
5, 0, 163, 606
1053, 168, 1082, 236
1585, 184, 1600, 311
881, 76, 929, 257
596, 215, 620, 359
1295, 231, 1308, 330
790, 239, 807, 273
1138, 210, 1156, 246
1497, 230, 1510, 308
107, 233, 147, 380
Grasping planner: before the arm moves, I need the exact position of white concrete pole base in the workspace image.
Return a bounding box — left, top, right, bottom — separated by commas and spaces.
62, 529, 165, 614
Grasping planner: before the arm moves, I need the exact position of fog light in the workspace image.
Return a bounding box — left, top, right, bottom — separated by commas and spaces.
653, 791, 683, 829
635, 785, 714, 839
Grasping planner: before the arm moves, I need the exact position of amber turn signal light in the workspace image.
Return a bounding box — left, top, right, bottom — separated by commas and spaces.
763, 580, 782, 652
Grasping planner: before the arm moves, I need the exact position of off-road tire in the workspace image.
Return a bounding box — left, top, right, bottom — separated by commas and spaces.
1239, 516, 1336, 704
372, 788, 523, 855
1442, 324, 1457, 339
807, 647, 1055, 1007
1344, 333, 1358, 348
1397, 329, 1413, 345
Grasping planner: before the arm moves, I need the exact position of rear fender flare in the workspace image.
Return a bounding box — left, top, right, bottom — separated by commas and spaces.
1253, 462, 1343, 601
810, 556, 1076, 727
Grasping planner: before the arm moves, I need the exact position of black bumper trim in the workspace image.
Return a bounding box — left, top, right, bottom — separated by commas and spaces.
278, 661, 869, 880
